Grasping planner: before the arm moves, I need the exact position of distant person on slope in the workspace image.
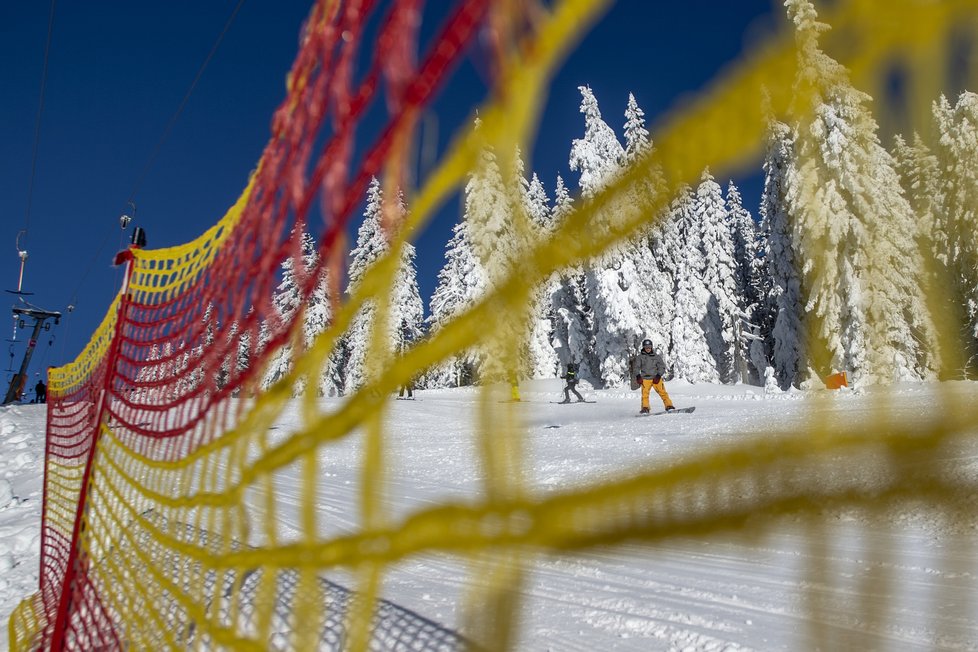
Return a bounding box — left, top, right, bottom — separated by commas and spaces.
632, 339, 674, 414
559, 362, 585, 403
398, 378, 414, 399
35, 379, 47, 404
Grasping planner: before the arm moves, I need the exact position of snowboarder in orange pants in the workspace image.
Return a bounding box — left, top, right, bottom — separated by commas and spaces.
632, 339, 674, 414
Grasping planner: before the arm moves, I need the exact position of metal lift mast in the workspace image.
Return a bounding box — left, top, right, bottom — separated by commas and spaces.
3, 235, 60, 404
3, 306, 60, 404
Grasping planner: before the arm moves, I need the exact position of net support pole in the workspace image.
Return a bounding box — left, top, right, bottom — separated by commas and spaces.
48, 247, 136, 650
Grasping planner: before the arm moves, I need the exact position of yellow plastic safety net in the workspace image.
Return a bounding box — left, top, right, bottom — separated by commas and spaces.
9, 0, 978, 650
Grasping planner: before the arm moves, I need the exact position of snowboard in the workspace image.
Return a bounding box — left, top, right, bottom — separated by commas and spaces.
636, 406, 696, 416
550, 400, 597, 404
395, 397, 416, 401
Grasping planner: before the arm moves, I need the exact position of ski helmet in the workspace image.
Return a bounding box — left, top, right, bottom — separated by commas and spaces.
642, 339, 653, 348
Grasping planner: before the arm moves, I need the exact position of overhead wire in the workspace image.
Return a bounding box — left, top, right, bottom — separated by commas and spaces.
65, 0, 248, 329
125, 0, 248, 205
6, 0, 56, 392
18, 0, 58, 257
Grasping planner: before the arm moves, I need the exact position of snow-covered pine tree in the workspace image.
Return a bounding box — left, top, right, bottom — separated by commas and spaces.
726, 181, 763, 384
695, 169, 740, 383
343, 180, 424, 393
784, 0, 930, 384
623, 93, 650, 163
258, 230, 345, 396
892, 133, 943, 261
646, 206, 678, 360
570, 85, 638, 387
390, 205, 426, 360
235, 315, 252, 397
343, 177, 391, 393
622, 93, 672, 362
137, 343, 161, 402
589, 246, 643, 387
570, 86, 627, 196
891, 132, 944, 377
427, 218, 488, 387
464, 133, 538, 383
524, 172, 552, 229
467, 137, 517, 274
932, 92, 978, 373
759, 121, 807, 390
185, 302, 217, 393
261, 229, 305, 390
297, 234, 345, 397
522, 171, 560, 378
548, 174, 596, 378
669, 185, 719, 382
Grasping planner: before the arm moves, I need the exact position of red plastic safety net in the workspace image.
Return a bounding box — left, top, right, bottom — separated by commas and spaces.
12, 1, 490, 648
14, 1, 977, 650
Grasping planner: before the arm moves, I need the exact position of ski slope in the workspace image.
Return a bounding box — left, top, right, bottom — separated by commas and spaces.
2, 380, 977, 650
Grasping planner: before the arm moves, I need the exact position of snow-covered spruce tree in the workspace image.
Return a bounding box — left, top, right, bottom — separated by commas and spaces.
646, 207, 678, 360
932, 92, 978, 373
570, 85, 639, 387
184, 302, 216, 393
891, 132, 944, 377
726, 181, 764, 384
570, 86, 627, 195
746, 198, 774, 388
298, 236, 345, 397
695, 169, 741, 383
623, 92, 673, 361
137, 343, 161, 402
343, 180, 426, 393
427, 217, 488, 387
259, 231, 345, 397
522, 170, 560, 378
668, 185, 719, 382
759, 121, 807, 390
590, 245, 645, 387
623, 92, 650, 163
234, 319, 252, 397
548, 174, 596, 377
389, 201, 426, 359
784, 0, 930, 384
464, 133, 540, 384
343, 177, 392, 393
892, 133, 943, 262
261, 229, 305, 391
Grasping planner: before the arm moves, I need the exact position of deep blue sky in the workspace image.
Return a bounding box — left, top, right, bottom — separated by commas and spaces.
2, 0, 781, 384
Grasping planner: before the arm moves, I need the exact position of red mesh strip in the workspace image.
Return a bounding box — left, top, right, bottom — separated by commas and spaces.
34, 1, 491, 648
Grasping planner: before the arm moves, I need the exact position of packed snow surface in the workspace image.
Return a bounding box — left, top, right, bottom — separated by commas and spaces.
2, 380, 977, 651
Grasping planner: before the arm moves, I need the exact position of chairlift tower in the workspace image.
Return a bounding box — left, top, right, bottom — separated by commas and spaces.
3, 306, 60, 404
3, 238, 61, 405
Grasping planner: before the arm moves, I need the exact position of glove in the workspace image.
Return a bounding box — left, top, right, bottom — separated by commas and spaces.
635, 375, 642, 385
652, 375, 662, 384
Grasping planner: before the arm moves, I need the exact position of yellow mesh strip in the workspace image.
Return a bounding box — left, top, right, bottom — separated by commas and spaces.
14, 1, 978, 651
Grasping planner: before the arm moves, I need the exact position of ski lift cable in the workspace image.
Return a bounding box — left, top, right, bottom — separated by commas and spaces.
125, 0, 247, 205
20, 0, 58, 251
65, 0, 247, 314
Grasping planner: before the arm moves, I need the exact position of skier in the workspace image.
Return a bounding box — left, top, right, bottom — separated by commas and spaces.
398, 378, 414, 399
35, 379, 47, 404
632, 339, 674, 414
559, 362, 585, 403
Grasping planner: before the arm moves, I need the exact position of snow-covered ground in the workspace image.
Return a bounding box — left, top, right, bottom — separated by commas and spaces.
2, 380, 977, 651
